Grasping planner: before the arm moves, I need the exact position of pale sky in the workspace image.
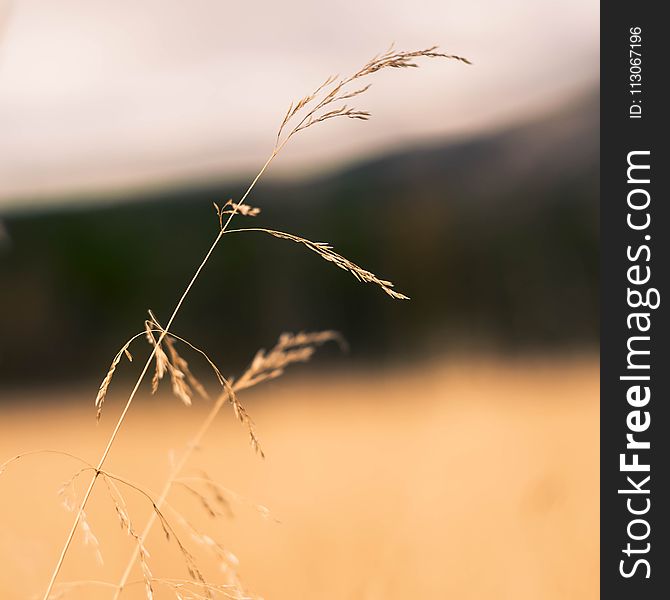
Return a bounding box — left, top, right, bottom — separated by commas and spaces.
0, 0, 598, 211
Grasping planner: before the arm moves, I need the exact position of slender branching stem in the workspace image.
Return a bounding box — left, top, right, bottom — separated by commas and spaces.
39, 46, 467, 599
0, 449, 93, 473
42, 147, 282, 600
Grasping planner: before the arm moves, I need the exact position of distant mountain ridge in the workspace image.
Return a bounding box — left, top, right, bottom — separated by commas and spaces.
310, 88, 598, 204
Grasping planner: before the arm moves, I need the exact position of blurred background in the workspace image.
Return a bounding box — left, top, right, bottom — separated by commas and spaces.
0, 1, 599, 599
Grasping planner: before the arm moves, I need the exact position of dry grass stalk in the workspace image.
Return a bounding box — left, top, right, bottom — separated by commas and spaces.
28, 44, 468, 600
225, 228, 409, 299
234, 330, 345, 392
221, 330, 346, 457
276, 45, 470, 146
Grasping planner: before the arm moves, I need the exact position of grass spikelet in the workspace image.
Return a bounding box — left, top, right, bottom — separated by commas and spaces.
222, 200, 260, 218
168, 363, 193, 407
224, 379, 264, 458
57, 471, 105, 566
144, 320, 172, 397
157, 500, 250, 598
201, 472, 234, 518
95, 339, 134, 421
80, 512, 104, 566
214, 201, 261, 230
276, 73, 338, 142
146, 311, 231, 406
101, 475, 156, 599
176, 474, 276, 522
164, 336, 208, 401
179, 483, 223, 519
103, 470, 211, 597
144, 319, 196, 406
57, 468, 92, 512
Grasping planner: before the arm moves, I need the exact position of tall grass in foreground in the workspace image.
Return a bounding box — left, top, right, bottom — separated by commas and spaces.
1, 45, 469, 599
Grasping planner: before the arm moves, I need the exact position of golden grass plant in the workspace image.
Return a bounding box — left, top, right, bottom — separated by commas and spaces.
1, 45, 469, 600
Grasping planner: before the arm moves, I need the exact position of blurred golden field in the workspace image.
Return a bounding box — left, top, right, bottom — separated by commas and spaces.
0, 356, 598, 599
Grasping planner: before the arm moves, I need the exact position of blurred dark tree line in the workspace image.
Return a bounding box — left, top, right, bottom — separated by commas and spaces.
0, 92, 598, 385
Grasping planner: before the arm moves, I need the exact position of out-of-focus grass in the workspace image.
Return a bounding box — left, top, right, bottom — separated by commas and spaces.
0, 356, 598, 599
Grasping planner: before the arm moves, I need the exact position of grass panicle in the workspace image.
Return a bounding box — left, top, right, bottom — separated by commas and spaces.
276, 45, 470, 146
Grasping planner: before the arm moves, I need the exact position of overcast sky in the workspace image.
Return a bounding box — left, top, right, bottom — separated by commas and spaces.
0, 0, 598, 210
